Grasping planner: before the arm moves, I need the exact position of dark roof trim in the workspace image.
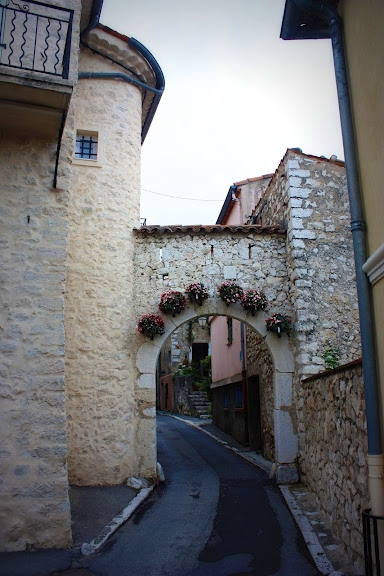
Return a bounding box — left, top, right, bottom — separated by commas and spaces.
216, 185, 237, 224
280, 0, 338, 40
81, 0, 104, 38
128, 37, 165, 144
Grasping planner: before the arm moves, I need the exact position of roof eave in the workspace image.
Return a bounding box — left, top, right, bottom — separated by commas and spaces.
280, 0, 338, 40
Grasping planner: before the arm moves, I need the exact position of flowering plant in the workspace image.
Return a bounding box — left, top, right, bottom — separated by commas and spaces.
217, 281, 243, 306
159, 290, 187, 316
241, 289, 268, 315
137, 313, 165, 339
265, 313, 292, 337
185, 282, 209, 306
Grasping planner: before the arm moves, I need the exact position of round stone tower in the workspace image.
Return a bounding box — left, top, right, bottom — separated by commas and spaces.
64, 24, 164, 485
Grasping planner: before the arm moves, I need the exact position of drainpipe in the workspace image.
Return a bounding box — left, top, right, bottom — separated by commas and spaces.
53, 0, 104, 187
78, 71, 164, 97
240, 322, 249, 430
293, 0, 384, 517
78, 40, 165, 145
80, 0, 104, 39
128, 38, 165, 144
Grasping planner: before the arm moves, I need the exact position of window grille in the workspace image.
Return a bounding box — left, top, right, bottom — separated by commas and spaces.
75, 134, 98, 160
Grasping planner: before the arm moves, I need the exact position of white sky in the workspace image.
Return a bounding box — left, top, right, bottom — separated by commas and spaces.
100, 0, 344, 225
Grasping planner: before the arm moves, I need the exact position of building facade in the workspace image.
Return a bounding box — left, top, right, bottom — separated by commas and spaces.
0, 0, 164, 550
280, 0, 384, 560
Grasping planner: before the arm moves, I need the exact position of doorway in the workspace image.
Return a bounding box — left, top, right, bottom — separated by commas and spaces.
247, 375, 262, 452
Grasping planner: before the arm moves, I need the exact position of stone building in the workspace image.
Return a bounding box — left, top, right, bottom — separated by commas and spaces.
280, 2, 384, 566
0, 0, 164, 551
210, 150, 360, 457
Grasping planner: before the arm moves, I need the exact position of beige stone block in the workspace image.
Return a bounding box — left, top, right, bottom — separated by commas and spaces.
274, 372, 293, 409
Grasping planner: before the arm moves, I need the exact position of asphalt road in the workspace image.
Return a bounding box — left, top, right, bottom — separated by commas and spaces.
83, 413, 320, 576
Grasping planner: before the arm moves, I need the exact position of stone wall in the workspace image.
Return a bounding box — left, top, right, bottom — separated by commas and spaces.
246, 328, 275, 461
298, 361, 368, 572
133, 230, 290, 316
253, 150, 361, 377
0, 132, 71, 550
64, 46, 143, 486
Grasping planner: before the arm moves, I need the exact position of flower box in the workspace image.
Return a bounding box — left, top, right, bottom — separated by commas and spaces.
265, 313, 292, 337
159, 290, 187, 316
217, 281, 243, 306
185, 282, 209, 306
137, 314, 165, 339
240, 289, 268, 315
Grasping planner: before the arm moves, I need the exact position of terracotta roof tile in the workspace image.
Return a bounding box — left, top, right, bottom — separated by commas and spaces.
233, 174, 274, 186
134, 224, 286, 235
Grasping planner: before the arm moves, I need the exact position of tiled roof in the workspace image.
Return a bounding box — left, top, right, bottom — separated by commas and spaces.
134, 224, 286, 235
234, 174, 274, 186
288, 148, 345, 167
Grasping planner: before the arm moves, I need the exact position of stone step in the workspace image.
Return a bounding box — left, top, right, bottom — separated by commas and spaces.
188, 391, 210, 418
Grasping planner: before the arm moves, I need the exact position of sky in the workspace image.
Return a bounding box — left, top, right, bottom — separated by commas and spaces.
100, 0, 344, 225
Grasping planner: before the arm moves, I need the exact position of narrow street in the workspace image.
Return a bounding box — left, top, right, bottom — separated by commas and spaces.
82, 413, 320, 576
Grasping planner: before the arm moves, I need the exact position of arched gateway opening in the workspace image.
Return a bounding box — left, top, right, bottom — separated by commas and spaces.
136, 304, 297, 484
133, 225, 298, 483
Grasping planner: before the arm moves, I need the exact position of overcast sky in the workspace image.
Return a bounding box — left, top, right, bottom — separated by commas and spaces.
100, 0, 344, 225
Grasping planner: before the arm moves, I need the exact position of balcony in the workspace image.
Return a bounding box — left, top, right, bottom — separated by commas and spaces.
0, 0, 77, 138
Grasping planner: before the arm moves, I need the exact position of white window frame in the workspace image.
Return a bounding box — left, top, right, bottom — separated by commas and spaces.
72, 129, 102, 167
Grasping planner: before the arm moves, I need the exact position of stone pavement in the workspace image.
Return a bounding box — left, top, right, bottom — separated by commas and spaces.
0, 413, 361, 576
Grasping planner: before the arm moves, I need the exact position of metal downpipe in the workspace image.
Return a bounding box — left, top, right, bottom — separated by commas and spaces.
78, 71, 163, 96
128, 38, 165, 144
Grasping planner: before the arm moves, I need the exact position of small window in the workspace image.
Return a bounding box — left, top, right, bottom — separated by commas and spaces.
75, 132, 98, 160
223, 391, 229, 410
235, 384, 243, 409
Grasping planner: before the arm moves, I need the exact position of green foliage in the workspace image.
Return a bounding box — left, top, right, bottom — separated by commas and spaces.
187, 321, 194, 345
322, 341, 340, 370
200, 355, 211, 376
173, 355, 212, 401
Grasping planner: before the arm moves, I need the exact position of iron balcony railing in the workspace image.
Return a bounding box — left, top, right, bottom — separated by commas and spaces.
363, 508, 384, 576
0, 0, 73, 79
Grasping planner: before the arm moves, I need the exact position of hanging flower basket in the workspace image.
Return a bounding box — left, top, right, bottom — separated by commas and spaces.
137, 313, 165, 340
185, 282, 209, 306
217, 281, 243, 306
265, 313, 292, 337
241, 289, 268, 316
159, 290, 187, 317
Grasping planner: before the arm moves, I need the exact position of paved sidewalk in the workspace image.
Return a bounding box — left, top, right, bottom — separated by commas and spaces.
69, 485, 138, 546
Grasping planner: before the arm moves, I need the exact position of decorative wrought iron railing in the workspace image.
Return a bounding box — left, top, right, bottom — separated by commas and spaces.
363, 508, 384, 576
0, 0, 73, 79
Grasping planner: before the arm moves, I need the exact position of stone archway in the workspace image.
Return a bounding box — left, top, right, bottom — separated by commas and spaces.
136, 299, 297, 483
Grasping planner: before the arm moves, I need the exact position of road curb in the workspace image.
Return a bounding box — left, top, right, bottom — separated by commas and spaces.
81, 486, 154, 556
279, 485, 338, 575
